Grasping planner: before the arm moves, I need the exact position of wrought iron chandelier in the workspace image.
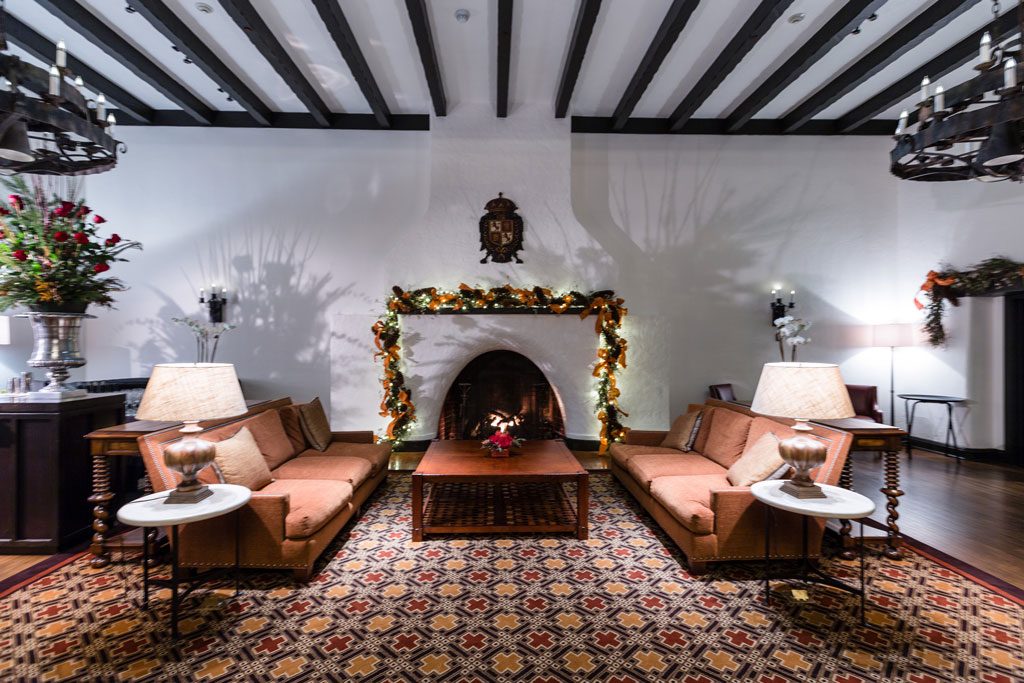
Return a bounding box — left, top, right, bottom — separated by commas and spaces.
890, 0, 1024, 182
0, 2, 120, 175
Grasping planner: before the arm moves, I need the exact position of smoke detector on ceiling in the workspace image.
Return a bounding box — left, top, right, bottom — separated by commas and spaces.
195, 2, 214, 14
455, 9, 470, 23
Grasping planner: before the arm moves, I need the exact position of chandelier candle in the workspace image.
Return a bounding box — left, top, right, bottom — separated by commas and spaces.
1005, 58, 1017, 88
48, 66, 59, 96
920, 76, 930, 102
895, 110, 908, 135
55, 41, 66, 69
934, 86, 944, 111
981, 31, 992, 63
95, 94, 105, 121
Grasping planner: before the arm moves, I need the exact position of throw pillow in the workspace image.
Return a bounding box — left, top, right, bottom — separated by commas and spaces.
244, 409, 294, 469
298, 397, 332, 452
726, 432, 786, 487
660, 409, 704, 451
213, 426, 273, 490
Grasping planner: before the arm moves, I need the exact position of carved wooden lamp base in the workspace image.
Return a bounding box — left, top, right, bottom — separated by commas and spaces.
778, 424, 827, 500
162, 423, 216, 505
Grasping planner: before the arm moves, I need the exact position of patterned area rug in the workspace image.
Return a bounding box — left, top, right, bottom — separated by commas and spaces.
1, 474, 1022, 682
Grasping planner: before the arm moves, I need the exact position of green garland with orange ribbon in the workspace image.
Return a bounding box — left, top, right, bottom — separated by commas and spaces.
372, 284, 629, 452
915, 256, 1024, 346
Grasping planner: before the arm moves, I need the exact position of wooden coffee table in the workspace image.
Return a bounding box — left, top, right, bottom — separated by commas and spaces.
411, 440, 588, 541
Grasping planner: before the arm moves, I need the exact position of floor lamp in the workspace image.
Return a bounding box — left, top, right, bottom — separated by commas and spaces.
871, 323, 917, 424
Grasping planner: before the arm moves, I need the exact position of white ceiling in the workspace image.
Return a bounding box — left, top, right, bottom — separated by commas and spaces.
4, 0, 1009, 127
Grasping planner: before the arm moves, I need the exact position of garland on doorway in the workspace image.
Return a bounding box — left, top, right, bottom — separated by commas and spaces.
372, 284, 629, 452
915, 256, 1024, 346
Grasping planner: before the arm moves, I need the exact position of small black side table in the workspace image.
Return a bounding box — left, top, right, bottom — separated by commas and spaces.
117, 484, 250, 639
898, 394, 966, 460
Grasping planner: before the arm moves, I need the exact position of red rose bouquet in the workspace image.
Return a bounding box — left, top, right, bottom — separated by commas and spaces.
0, 176, 141, 312
481, 430, 523, 457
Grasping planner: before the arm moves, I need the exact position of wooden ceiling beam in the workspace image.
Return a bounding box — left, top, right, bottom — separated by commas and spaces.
554, 0, 603, 119
611, 0, 700, 131
131, 0, 272, 126
669, 0, 794, 132
496, 0, 513, 117
403, 0, 446, 117
311, 0, 391, 129
837, 6, 1020, 132
779, 0, 980, 133
33, 0, 213, 124
217, 0, 331, 127
3, 14, 153, 123
726, 0, 888, 132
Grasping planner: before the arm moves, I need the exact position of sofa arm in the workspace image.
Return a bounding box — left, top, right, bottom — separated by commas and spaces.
246, 492, 290, 539
331, 430, 376, 444
625, 430, 667, 446
710, 486, 757, 534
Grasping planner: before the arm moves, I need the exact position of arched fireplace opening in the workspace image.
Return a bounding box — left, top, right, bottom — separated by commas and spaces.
438, 350, 566, 441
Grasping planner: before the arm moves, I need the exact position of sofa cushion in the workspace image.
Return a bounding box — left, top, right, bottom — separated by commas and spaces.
298, 397, 331, 451
610, 443, 681, 470
259, 478, 353, 539
660, 409, 704, 451
314, 441, 391, 476
273, 454, 373, 488
278, 404, 308, 455
692, 406, 715, 453
242, 408, 295, 470
649, 474, 732, 535
727, 432, 786, 487
702, 409, 753, 468
745, 416, 797, 448
213, 426, 274, 490
625, 453, 727, 490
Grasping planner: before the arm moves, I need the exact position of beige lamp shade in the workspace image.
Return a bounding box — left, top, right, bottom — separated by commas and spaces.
136, 363, 246, 422
872, 323, 918, 348
750, 362, 854, 420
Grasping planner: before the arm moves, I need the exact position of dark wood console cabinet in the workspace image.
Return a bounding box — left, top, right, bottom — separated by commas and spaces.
0, 394, 125, 553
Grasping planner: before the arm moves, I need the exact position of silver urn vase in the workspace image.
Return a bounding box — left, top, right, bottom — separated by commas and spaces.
18, 312, 94, 398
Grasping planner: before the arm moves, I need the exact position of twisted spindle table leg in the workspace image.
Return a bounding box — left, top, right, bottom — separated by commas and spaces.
881, 449, 905, 559
87, 451, 114, 568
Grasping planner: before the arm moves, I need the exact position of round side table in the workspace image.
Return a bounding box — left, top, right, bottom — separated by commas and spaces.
751, 480, 875, 623
898, 394, 966, 460
117, 484, 251, 639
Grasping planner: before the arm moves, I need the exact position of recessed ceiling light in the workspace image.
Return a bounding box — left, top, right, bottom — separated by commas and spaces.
195, 2, 214, 14
455, 9, 470, 23
788, 13, 805, 24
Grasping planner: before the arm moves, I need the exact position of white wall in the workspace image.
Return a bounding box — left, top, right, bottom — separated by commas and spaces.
0, 106, 1016, 447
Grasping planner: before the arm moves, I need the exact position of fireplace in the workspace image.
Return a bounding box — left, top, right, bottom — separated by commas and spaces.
438, 351, 565, 441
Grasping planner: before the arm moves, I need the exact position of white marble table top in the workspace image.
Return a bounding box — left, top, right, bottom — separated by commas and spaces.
751, 480, 875, 520
117, 484, 251, 527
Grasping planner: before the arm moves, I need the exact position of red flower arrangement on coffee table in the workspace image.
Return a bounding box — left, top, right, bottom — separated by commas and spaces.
482, 430, 524, 458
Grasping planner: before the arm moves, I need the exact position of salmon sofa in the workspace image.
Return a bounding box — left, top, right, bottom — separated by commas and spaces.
611, 399, 851, 573
137, 397, 391, 580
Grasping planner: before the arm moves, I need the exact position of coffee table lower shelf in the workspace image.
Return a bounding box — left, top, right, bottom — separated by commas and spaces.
419, 481, 580, 537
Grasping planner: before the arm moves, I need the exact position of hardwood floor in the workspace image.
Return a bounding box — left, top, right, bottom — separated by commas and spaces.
0, 555, 49, 584
848, 448, 1024, 589
5, 447, 1021, 589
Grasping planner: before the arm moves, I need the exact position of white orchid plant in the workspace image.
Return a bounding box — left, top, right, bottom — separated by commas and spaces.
773, 315, 811, 362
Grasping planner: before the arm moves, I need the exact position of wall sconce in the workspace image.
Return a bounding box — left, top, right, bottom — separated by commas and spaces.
770, 287, 795, 324
199, 285, 228, 323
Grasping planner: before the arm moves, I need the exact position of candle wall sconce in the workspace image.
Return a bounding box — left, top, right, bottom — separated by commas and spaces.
200, 286, 228, 323
770, 288, 795, 324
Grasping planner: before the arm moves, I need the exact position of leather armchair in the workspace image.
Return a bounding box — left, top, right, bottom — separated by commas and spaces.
846, 384, 884, 423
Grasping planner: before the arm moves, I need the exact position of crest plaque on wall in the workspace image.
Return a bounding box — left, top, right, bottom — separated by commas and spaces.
479, 192, 524, 264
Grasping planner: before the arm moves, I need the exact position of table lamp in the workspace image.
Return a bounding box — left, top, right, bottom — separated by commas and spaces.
135, 363, 246, 504
751, 362, 854, 499
872, 323, 918, 425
